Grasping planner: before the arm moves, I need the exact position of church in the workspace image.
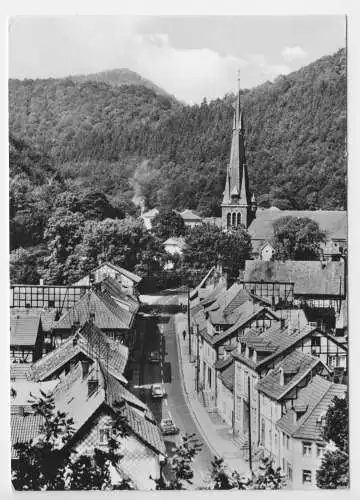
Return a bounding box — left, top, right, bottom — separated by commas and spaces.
221, 76, 347, 261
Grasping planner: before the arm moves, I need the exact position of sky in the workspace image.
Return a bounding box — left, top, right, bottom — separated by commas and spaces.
9, 15, 346, 103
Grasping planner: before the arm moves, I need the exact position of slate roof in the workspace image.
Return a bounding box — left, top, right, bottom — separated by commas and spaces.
29, 322, 128, 383
276, 375, 347, 441
10, 316, 40, 346
53, 288, 134, 331
248, 209, 347, 242
11, 414, 44, 459
256, 351, 324, 401
214, 357, 233, 371
244, 260, 345, 296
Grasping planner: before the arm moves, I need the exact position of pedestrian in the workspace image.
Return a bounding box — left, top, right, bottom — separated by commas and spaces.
182, 330, 186, 342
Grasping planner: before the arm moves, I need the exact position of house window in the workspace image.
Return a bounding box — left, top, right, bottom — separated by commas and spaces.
302, 470, 312, 484
237, 213, 241, 226
227, 213, 231, 228
208, 367, 212, 388
317, 444, 325, 458
311, 337, 321, 348
286, 435, 290, 450
261, 418, 265, 445
282, 458, 286, 473
282, 432, 285, 448
302, 442, 312, 457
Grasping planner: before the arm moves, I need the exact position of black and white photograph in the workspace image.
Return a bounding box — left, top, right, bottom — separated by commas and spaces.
7, 11, 349, 491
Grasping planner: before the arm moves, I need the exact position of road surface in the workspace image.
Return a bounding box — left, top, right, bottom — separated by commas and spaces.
135, 295, 214, 488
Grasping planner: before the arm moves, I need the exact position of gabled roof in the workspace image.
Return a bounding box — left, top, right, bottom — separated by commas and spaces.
10, 316, 41, 346
29, 322, 128, 383
244, 260, 345, 296
163, 237, 187, 249
95, 262, 142, 284
53, 288, 135, 331
179, 209, 202, 221
53, 361, 165, 456
141, 208, 159, 218
100, 277, 139, 314
256, 351, 326, 401
276, 375, 347, 441
248, 209, 347, 242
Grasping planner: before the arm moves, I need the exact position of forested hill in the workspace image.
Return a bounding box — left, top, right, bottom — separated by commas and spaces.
70, 68, 177, 100
9, 48, 346, 217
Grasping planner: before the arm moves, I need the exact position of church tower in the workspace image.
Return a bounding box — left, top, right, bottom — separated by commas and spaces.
221, 72, 257, 229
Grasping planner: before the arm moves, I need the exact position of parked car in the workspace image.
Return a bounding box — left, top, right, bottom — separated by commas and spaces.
148, 351, 161, 363
160, 417, 179, 435
151, 383, 164, 399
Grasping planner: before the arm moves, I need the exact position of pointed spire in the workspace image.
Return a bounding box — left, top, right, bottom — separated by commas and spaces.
235, 69, 241, 128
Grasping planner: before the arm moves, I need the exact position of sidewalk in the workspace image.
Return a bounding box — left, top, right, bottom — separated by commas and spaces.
174, 313, 250, 476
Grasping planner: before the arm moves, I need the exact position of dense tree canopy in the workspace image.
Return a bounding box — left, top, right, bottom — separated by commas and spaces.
182, 224, 252, 280
316, 393, 349, 489
271, 216, 327, 261
151, 209, 186, 240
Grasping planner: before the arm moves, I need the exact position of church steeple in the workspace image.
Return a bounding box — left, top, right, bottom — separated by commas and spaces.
221, 71, 255, 230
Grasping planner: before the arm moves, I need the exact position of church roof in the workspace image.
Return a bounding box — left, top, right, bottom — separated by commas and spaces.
248, 209, 347, 242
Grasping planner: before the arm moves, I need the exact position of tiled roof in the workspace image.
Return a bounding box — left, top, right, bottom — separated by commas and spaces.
207, 284, 253, 324
248, 209, 347, 242
219, 363, 234, 392
10, 308, 57, 332
10, 363, 32, 381
11, 414, 44, 459
29, 322, 128, 383
11, 380, 59, 408
244, 260, 345, 296
120, 403, 166, 456
53, 288, 134, 331
100, 277, 139, 314
256, 351, 323, 401
10, 316, 40, 346
276, 375, 347, 441
93, 262, 142, 283
105, 371, 148, 412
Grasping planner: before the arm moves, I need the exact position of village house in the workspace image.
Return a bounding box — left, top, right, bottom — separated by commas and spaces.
177, 209, 203, 227
29, 321, 129, 385
163, 237, 187, 270
10, 314, 43, 364
242, 260, 346, 335
256, 351, 331, 468
10, 283, 88, 311
73, 262, 142, 297
51, 285, 138, 348
11, 361, 166, 490
140, 208, 159, 230
276, 375, 346, 489
191, 282, 280, 410
230, 317, 347, 454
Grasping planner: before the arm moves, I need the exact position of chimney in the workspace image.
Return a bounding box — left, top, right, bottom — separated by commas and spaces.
88, 379, 99, 398
279, 367, 284, 386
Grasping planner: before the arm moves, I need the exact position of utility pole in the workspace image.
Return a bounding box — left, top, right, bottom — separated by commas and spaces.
248, 376, 253, 473
187, 287, 191, 357
196, 323, 200, 392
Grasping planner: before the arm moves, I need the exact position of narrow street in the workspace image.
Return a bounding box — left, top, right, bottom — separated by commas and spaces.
133, 295, 214, 488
